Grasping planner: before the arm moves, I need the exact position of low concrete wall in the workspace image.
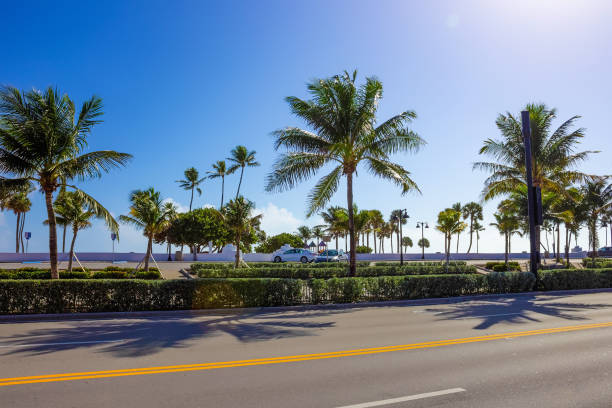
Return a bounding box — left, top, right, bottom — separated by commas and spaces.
0, 251, 587, 263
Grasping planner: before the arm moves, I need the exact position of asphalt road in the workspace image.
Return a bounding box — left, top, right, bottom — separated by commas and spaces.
1, 290, 612, 407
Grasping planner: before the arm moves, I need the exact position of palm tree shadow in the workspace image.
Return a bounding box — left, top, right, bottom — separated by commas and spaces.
0, 309, 344, 358
423, 294, 612, 330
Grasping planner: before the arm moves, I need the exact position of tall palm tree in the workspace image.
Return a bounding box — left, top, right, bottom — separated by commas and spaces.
312, 225, 325, 249
265, 71, 424, 275
120, 188, 172, 271
368, 210, 385, 254
0, 184, 32, 253
436, 208, 466, 269
223, 196, 262, 268
390, 209, 408, 254
297, 225, 312, 247
207, 160, 234, 208
176, 167, 205, 212
474, 103, 595, 261
462, 202, 483, 254
490, 209, 520, 268
0, 86, 131, 278
580, 177, 612, 257
451, 202, 462, 253
319, 206, 346, 250
473, 221, 485, 254
228, 146, 259, 199
52, 192, 71, 253
55, 191, 118, 272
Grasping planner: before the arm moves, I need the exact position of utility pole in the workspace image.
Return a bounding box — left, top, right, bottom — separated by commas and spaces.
521, 111, 541, 279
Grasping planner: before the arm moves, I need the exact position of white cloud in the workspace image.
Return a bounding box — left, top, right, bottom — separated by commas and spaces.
254, 203, 304, 235
162, 197, 190, 213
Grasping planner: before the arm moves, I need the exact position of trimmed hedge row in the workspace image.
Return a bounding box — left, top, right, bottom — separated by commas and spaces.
192, 264, 477, 279
582, 258, 612, 268
0, 272, 532, 314
191, 261, 371, 269
0, 269, 161, 280
373, 261, 467, 267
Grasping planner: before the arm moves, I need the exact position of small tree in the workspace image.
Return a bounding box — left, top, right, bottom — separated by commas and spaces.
297, 226, 312, 247
223, 197, 262, 268
462, 202, 483, 254
402, 236, 413, 252
436, 208, 466, 269
120, 188, 173, 271
228, 146, 259, 198
165, 208, 226, 260
417, 237, 430, 252
255, 233, 304, 253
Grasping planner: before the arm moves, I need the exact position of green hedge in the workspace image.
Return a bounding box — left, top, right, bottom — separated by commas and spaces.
190, 261, 371, 269
0, 272, 531, 314
538, 268, 612, 291
0, 268, 161, 280
3, 268, 612, 314
485, 261, 521, 272
373, 261, 467, 267
192, 264, 477, 279
581, 258, 612, 268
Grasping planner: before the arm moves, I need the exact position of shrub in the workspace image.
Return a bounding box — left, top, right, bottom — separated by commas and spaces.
92, 271, 128, 279
193, 263, 477, 279
486, 261, 520, 271
355, 246, 372, 254
581, 258, 612, 268
134, 270, 162, 280
0, 273, 535, 314
538, 268, 612, 291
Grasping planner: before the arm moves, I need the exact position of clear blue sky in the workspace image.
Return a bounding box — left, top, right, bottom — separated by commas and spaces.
1, 0, 610, 254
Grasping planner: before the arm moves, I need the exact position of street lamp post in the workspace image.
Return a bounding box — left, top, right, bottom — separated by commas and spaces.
394, 209, 409, 265
417, 221, 429, 260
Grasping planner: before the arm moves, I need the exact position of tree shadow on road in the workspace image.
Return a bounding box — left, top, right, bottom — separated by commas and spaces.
421, 293, 612, 330
0, 309, 346, 357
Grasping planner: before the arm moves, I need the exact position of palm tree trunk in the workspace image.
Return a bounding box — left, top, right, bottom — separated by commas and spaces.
44, 189, 59, 279
15, 212, 20, 253
220, 175, 225, 208
67, 227, 78, 272
20, 213, 25, 253
396, 230, 400, 255
335, 234, 339, 250
62, 224, 67, 253
504, 233, 509, 267
565, 226, 570, 266
476, 233, 479, 254
346, 172, 356, 276
466, 217, 474, 254
390, 234, 393, 253
556, 222, 561, 263
456, 232, 460, 253
373, 230, 377, 254
144, 234, 152, 271
189, 187, 194, 212
236, 167, 244, 199
234, 234, 242, 268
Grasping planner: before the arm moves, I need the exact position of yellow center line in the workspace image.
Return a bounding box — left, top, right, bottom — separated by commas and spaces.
2, 320, 611, 387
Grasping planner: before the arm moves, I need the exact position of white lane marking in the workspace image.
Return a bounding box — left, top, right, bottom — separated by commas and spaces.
335, 388, 466, 408
0, 340, 125, 348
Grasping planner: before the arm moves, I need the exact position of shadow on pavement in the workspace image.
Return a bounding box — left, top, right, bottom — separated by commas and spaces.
422, 293, 612, 330
0, 309, 344, 357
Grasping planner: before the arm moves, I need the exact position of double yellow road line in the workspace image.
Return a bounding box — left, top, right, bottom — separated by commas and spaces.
2, 320, 612, 387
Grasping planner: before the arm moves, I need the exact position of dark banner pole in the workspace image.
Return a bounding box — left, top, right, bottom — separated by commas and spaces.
521, 111, 538, 278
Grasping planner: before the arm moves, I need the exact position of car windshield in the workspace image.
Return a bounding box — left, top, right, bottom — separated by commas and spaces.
329, 250, 338, 256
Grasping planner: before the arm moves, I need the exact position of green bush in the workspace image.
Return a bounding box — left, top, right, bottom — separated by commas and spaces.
355, 246, 372, 254
373, 261, 467, 267
486, 261, 521, 272
91, 271, 128, 279
134, 270, 162, 280
0, 270, 90, 279
538, 268, 612, 291
581, 258, 612, 268
193, 263, 477, 279
0, 273, 535, 314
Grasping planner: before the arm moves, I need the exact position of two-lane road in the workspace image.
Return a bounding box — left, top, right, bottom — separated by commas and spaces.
1, 289, 612, 407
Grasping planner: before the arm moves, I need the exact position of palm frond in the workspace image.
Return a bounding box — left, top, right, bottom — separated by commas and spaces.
306, 166, 343, 216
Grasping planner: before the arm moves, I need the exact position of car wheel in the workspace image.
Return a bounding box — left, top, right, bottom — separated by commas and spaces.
274, 256, 282, 263
300, 256, 308, 263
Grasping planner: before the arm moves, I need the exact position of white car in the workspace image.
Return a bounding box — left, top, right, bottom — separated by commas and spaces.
315, 249, 348, 263
273, 248, 316, 263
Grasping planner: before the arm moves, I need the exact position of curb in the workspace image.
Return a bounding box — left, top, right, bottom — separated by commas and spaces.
1, 287, 612, 323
